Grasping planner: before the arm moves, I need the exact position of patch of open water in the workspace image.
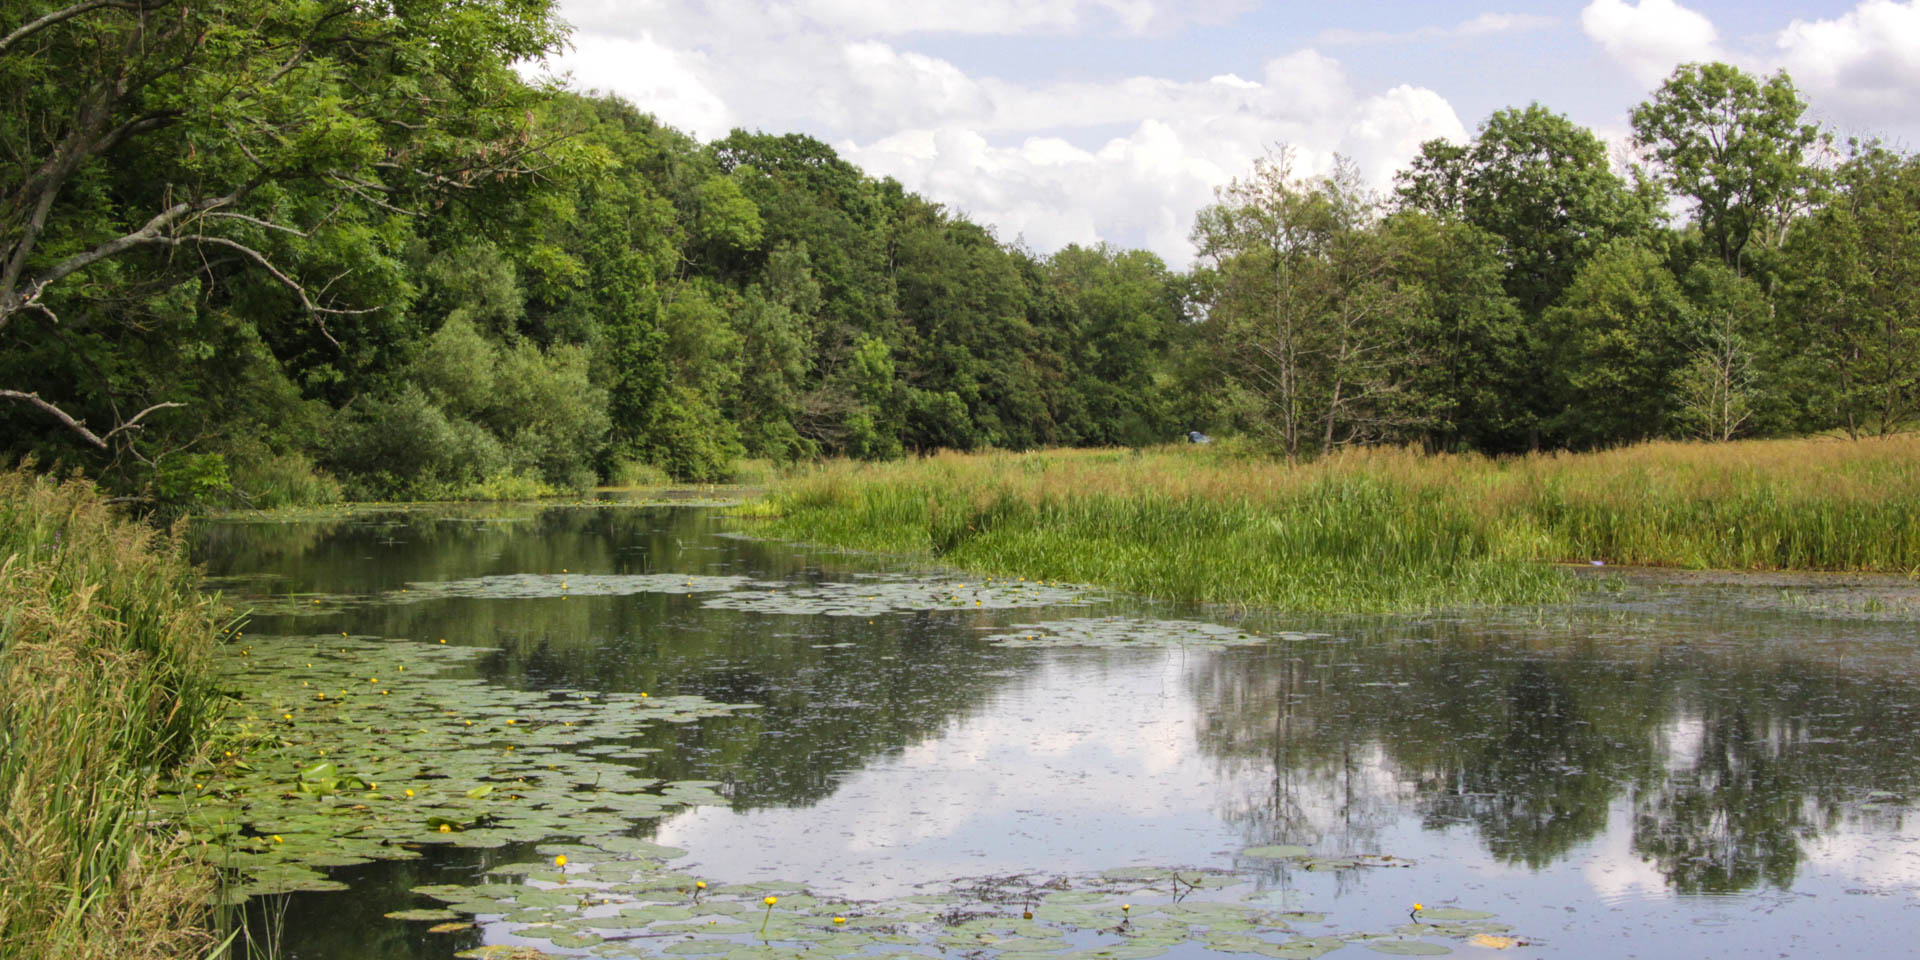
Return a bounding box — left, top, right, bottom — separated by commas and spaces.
191, 504, 1920, 960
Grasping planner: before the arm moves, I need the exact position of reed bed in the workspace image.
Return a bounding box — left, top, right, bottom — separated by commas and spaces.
759, 436, 1920, 611
0, 470, 220, 960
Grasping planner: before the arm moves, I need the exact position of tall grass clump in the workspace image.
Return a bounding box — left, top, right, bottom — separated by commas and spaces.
757, 436, 1920, 612
0, 469, 221, 959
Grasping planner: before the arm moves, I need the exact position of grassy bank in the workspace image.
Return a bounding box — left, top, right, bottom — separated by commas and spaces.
756, 437, 1920, 611
0, 470, 221, 959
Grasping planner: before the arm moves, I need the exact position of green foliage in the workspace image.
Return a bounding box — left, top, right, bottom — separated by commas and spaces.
1193, 153, 1429, 459
1632, 63, 1823, 271
1673, 262, 1771, 442
226, 451, 344, 509
1545, 240, 1696, 447
1398, 103, 1660, 316
1, 0, 573, 473
328, 385, 508, 499
645, 385, 746, 483
1779, 144, 1920, 437
4, 23, 1916, 503
153, 452, 235, 509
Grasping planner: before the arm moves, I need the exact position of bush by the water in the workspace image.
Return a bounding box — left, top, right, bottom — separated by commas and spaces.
759, 436, 1920, 611
0, 470, 221, 959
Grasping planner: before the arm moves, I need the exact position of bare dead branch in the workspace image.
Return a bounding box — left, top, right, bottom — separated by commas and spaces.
1, 185, 248, 332
202, 211, 310, 237
0, 0, 158, 57
0, 389, 181, 449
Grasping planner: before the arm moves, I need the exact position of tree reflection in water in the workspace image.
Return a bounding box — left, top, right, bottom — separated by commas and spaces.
1189, 611, 1920, 894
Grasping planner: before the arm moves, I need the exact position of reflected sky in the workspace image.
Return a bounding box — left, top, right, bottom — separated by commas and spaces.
196, 505, 1920, 959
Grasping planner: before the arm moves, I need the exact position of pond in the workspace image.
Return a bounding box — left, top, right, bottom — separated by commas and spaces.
187, 502, 1920, 960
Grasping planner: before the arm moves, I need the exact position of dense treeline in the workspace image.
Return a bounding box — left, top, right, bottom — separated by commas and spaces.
2, 1, 1915, 506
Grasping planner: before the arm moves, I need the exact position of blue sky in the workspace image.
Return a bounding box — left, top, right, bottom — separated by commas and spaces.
539, 1, 1920, 264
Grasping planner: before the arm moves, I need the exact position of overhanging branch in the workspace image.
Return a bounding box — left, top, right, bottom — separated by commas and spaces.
0, 0, 160, 58
0, 389, 182, 449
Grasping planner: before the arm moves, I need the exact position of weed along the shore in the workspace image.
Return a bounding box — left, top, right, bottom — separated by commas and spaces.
0, 470, 224, 958
753, 439, 1920, 612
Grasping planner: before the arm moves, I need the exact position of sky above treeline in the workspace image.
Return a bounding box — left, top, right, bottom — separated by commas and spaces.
531, 1, 1920, 265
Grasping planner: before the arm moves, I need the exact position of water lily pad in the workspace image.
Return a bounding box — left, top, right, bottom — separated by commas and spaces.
985, 618, 1299, 649
1364, 941, 1451, 955
662, 942, 736, 955
1044, 892, 1113, 905
1466, 934, 1520, 949
1256, 938, 1345, 959
383, 908, 463, 922
702, 577, 1104, 618
1241, 845, 1311, 859
455, 948, 561, 960
1410, 909, 1494, 923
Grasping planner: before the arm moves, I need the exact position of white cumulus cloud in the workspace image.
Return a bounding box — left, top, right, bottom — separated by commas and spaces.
771, 0, 1246, 36
536, 2, 1468, 265
546, 32, 733, 140
1578, 1, 1920, 142
841, 51, 1465, 263
1773, 1, 1920, 135
1316, 11, 1557, 46
1579, 0, 1724, 86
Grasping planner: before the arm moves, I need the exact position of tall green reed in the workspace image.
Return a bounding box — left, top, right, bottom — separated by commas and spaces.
759, 436, 1920, 611
0, 469, 221, 960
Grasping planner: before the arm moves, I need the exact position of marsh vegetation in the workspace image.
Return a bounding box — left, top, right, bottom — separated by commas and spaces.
758, 437, 1920, 611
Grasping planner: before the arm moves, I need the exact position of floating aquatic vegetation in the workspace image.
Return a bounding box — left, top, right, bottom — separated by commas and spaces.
701, 576, 1105, 618
231, 573, 769, 616
982, 618, 1317, 649
155, 634, 754, 902
228, 572, 1103, 620
402, 573, 768, 602
384, 864, 1521, 960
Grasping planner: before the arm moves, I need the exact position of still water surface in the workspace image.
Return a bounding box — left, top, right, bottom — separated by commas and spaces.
194, 503, 1920, 959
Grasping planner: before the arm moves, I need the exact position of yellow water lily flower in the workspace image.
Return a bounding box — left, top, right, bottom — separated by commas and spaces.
833, 917, 846, 925
272, 835, 283, 843
763, 896, 778, 906
555, 855, 568, 867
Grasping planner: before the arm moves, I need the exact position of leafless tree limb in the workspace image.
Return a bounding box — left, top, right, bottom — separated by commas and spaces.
0, 0, 161, 57
0, 390, 182, 449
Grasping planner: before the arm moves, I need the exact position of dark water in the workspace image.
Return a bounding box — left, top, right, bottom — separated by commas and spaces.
194, 503, 1920, 959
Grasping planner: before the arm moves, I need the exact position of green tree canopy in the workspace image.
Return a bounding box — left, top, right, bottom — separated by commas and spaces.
1632, 62, 1823, 272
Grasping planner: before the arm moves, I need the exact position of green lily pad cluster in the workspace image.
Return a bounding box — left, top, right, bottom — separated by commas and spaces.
386, 859, 1519, 960
982, 618, 1319, 649
226, 573, 771, 616
701, 576, 1106, 617
155, 634, 754, 902
395, 573, 769, 602
228, 572, 1105, 620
